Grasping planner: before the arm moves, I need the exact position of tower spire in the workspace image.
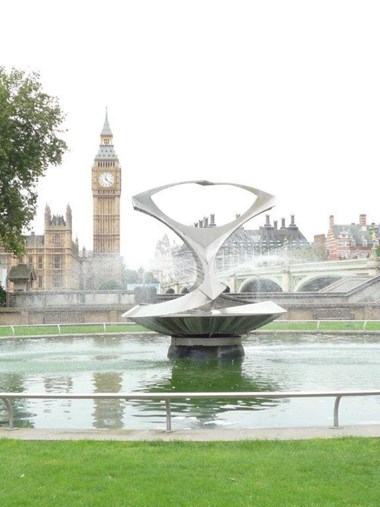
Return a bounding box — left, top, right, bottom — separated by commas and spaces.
101, 107, 112, 136
96, 108, 117, 159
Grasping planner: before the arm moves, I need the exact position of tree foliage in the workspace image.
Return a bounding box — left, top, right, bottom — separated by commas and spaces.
0, 283, 5, 306
0, 67, 67, 255
122, 268, 159, 287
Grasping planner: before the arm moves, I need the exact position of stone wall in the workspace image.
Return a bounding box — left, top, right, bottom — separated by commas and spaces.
0, 306, 131, 325
8, 290, 135, 308
2, 286, 380, 325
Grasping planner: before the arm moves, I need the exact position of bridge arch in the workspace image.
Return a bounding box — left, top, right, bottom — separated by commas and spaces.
239, 277, 283, 293
295, 275, 344, 292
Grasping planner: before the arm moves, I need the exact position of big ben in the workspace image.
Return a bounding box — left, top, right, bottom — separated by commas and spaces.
92, 110, 121, 254
91, 111, 122, 288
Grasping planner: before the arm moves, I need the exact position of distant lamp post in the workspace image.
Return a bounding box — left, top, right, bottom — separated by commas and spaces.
369, 223, 379, 257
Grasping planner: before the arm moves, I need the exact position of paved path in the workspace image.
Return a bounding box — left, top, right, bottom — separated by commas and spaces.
1, 425, 380, 441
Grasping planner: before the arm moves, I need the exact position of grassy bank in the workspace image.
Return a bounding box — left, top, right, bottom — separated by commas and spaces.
0, 438, 379, 506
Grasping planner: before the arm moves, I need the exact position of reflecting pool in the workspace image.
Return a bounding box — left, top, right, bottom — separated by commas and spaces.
0, 333, 379, 430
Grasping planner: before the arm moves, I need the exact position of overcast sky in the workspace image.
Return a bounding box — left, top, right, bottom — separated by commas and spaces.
2, 1, 380, 269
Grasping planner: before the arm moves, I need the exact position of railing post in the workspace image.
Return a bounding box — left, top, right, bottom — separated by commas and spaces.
1, 397, 14, 430
333, 395, 342, 428
165, 399, 172, 432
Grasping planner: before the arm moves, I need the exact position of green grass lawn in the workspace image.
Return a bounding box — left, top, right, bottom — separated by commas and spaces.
264, 320, 319, 331
263, 320, 380, 331
0, 438, 379, 506
0, 323, 148, 337
2, 320, 380, 338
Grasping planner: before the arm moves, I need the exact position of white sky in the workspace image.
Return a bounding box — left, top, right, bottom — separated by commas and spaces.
2, 1, 380, 269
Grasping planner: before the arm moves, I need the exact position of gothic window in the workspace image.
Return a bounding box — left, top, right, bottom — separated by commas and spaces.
53, 255, 61, 269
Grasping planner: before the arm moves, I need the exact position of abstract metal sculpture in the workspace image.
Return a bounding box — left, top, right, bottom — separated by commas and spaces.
123, 181, 286, 358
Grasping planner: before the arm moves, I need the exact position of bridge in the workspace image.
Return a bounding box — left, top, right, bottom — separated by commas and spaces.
219, 257, 380, 293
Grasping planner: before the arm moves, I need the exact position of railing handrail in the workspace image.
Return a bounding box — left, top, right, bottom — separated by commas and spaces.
1, 390, 379, 432
2, 319, 380, 332
1, 389, 380, 399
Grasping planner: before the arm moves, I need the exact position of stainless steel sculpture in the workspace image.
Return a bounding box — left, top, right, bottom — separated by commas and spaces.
123, 181, 286, 358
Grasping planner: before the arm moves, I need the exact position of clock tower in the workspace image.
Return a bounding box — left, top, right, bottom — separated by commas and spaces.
92, 110, 121, 254
91, 111, 122, 288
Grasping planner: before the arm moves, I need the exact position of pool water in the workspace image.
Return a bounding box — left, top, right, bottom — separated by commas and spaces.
0, 333, 379, 430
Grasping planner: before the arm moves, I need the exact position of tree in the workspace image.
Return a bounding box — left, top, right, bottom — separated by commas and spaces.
144, 271, 159, 284
0, 67, 67, 255
99, 280, 121, 290
0, 283, 5, 306
122, 269, 139, 284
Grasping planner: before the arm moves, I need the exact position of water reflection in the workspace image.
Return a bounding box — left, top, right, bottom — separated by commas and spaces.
92, 372, 124, 429
131, 359, 282, 428
0, 372, 34, 428
44, 375, 73, 392
92, 336, 123, 348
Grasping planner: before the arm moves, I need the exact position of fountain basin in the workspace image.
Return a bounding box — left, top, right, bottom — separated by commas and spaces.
128, 301, 286, 338
126, 301, 286, 359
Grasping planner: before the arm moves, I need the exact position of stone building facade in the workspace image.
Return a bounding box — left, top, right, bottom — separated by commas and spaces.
1, 205, 81, 290
153, 213, 309, 293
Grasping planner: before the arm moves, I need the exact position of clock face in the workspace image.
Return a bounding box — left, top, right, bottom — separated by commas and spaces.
98, 171, 114, 187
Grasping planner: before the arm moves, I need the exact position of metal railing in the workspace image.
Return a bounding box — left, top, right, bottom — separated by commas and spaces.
2, 320, 380, 338
1, 390, 379, 432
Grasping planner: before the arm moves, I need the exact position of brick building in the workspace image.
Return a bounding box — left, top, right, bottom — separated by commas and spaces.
326, 214, 380, 260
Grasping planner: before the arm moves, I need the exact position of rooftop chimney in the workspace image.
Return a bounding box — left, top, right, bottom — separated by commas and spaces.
281, 218, 286, 229
359, 214, 367, 226
329, 215, 335, 228
274, 220, 278, 230
210, 214, 216, 226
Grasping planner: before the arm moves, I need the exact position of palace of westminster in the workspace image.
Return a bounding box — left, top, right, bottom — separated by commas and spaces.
0, 112, 123, 291
1, 112, 380, 292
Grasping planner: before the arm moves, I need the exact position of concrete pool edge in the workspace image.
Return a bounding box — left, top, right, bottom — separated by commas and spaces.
1, 424, 380, 441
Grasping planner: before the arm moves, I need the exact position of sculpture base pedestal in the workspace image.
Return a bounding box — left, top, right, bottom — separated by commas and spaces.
167, 336, 245, 360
